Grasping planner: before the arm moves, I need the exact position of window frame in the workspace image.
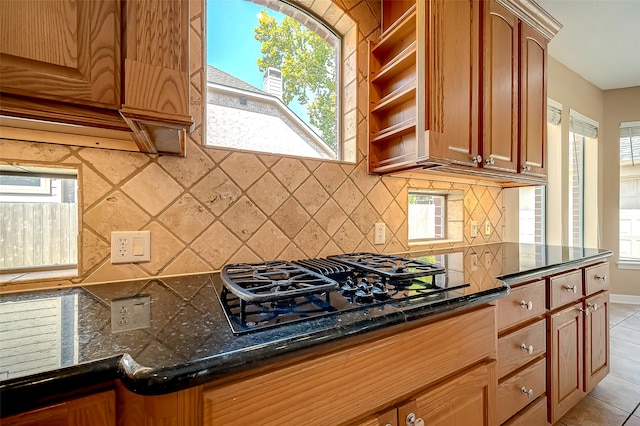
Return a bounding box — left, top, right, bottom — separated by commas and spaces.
618, 121, 640, 267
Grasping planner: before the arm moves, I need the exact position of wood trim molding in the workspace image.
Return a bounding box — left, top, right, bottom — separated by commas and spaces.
494, 0, 562, 40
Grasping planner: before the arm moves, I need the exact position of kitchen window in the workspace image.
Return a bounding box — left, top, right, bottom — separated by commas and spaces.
408, 190, 463, 243
0, 165, 78, 281
205, 0, 356, 162
619, 121, 640, 266
568, 110, 598, 248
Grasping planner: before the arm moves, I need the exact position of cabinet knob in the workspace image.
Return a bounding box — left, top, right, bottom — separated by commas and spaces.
521, 386, 534, 398
595, 274, 607, 281
521, 343, 534, 354
472, 155, 483, 164
522, 165, 531, 172
406, 412, 425, 426
486, 156, 495, 165
587, 302, 599, 312
520, 300, 533, 310
564, 285, 578, 293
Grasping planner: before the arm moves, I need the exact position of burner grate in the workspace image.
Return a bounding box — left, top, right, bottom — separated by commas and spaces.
328, 253, 445, 279
292, 258, 352, 280
221, 260, 338, 303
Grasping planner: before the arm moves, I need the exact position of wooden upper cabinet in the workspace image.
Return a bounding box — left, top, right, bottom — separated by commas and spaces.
482, 0, 519, 173
0, 0, 120, 110
0, 0, 191, 156
120, 0, 192, 155
429, 0, 481, 167
519, 23, 548, 177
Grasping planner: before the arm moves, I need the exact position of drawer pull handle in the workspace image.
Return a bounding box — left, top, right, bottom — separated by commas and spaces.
520, 300, 533, 310
406, 412, 425, 426
521, 343, 534, 354
595, 274, 607, 281
521, 386, 534, 398
564, 285, 578, 293
587, 302, 599, 312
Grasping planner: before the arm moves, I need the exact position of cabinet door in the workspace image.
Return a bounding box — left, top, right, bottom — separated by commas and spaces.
548, 303, 585, 424
585, 291, 610, 392
2, 390, 115, 426
350, 407, 398, 426
396, 361, 496, 426
0, 0, 120, 109
519, 23, 548, 177
482, 0, 518, 172
428, 0, 481, 166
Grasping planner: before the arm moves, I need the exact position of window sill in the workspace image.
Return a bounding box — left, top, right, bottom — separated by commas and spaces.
617, 260, 640, 270
0, 268, 77, 284
408, 239, 463, 247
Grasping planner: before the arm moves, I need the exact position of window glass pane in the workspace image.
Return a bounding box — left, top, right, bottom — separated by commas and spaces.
206, 0, 340, 159
568, 132, 584, 247
620, 124, 640, 260
408, 192, 446, 241
518, 186, 545, 244
0, 168, 78, 271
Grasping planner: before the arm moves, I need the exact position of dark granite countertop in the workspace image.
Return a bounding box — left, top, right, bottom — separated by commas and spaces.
0, 243, 612, 417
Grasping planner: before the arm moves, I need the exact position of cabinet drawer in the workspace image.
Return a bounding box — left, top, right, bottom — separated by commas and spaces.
497, 319, 546, 378
503, 395, 548, 426
497, 280, 545, 331
584, 262, 609, 295
497, 358, 546, 424
548, 270, 583, 310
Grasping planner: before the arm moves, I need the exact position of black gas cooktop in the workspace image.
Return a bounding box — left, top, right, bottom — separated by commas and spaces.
213, 253, 468, 334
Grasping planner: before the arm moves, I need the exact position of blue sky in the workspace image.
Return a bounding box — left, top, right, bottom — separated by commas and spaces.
206, 0, 309, 121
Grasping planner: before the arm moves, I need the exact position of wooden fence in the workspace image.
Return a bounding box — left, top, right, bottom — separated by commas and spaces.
0, 203, 78, 269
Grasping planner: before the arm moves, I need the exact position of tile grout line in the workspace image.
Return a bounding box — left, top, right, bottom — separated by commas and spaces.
622, 402, 640, 425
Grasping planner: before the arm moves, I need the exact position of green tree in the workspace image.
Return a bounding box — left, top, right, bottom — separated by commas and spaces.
254, 10, 337, 149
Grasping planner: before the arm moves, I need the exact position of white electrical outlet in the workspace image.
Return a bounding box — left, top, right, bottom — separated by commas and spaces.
484, 252, 492, 269
470, 253, 478, 271
470, 221, 478, 238
374, 223, 386, 245
484, 220, 491, 236
111, 295, 151, 333
111, 231, 150, 264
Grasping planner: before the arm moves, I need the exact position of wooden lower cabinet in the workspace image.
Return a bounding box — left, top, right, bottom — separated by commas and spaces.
497, 358, 546, 424
585, 291, 610, 392
352, 407, 398, 426
397, 361, 496, 426
502, 395, 548, 426
202, 306, 497, 426
547, 303, 585, 423
2, 390, 115, 426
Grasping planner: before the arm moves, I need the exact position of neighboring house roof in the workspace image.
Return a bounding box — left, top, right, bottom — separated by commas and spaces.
205, 65, 335, 160
207, 66, 267, 96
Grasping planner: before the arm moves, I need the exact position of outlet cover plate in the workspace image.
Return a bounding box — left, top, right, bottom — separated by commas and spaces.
374, 223, 386, 245
111, 231, 150, 264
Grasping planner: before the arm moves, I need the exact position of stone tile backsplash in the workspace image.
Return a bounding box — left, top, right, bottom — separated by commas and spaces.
0, 0, 503, 289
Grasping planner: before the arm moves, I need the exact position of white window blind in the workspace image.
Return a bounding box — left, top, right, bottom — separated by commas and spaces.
547, 98, 562, 125
620, 121, 640, 165
570, 109, 598, 138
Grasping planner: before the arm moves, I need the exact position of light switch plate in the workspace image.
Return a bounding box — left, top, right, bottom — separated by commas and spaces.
484, 220, 491, 236
470, 221, 478, 238
111, 231, 150, 264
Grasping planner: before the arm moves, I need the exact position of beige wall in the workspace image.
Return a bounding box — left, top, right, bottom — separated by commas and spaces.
546, 57, 604, 248
0, 0, 504, 292
602, 87, 640, 295
547, 57, 640, 295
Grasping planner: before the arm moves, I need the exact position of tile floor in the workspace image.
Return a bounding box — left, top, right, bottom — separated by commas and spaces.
556, 303, 640, 426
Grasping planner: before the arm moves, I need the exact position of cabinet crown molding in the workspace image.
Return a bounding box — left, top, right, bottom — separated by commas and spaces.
496, 0, 562, 40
